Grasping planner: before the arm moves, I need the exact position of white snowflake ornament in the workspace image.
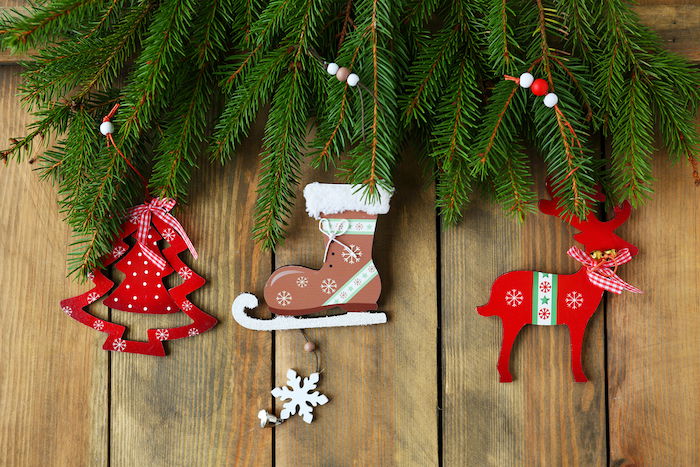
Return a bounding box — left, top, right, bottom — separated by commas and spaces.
271, 369, 329, 424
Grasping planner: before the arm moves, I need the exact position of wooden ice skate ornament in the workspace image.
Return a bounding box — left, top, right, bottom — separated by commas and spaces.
477, 181, 642, 382
232, 183, 392, 330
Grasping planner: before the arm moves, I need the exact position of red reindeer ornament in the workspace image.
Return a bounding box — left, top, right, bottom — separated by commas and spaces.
477, 182, 641, 382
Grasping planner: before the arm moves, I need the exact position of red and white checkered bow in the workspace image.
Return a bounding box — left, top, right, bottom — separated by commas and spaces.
567, 246, 642, 294
127, 198, 198, 270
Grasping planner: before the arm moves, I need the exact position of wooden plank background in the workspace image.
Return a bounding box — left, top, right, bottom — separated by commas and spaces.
0, 2, 697, 466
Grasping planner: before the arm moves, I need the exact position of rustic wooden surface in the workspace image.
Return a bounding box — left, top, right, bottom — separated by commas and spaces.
0, 3, 698, 466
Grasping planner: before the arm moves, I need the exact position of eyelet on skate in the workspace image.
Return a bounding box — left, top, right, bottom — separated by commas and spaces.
331, 252, 334, 255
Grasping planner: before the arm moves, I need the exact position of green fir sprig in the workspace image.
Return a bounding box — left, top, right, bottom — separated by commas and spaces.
0, 0, 697, 278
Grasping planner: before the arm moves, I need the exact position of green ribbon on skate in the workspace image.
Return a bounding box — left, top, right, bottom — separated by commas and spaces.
323, 261, 378, 306
323, 218, 376, 235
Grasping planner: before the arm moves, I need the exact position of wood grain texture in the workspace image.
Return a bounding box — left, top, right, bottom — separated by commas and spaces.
273, 158, 438, 466
109, 123, 272, 467
0, 67, 108, 467
442, 168, 606, 466
635, 2, 700, 62
607, 153, 700, 465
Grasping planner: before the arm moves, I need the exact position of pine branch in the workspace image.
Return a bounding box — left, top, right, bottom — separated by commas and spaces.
120, 0, 198, 139
342, 0, 400, 196
252, 0, 326, 249
608, 71, 654, 205
429, 54, 480, 222
210, 47, 288, 162
0, 0, 109, 51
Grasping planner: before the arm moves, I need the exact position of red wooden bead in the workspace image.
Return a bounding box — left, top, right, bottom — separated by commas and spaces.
530, 79, 549, 96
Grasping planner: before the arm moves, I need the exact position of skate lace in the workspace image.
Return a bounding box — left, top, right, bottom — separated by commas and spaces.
318, 219, 359, 262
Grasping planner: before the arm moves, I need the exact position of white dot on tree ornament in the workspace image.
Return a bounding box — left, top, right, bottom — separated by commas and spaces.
156, 272, 161, 276
143, 307, 148, 311
519, 72, 534, 88
132, 272, 137, 276
126, 285, 130, 289
166, 306, 171, 311
346, 73, 360, 87
326, 62, 339, 75
543, 92, 559, 107
127, 261, 132, 265
144, 270, 149, 274
148, 235, 152, 239
128, 304, 132, 309
99, 121, 114, 135
144, 261, 148, 265
142, 282, 147, 286
155, 295, 159, 299
157, 284, 162, 288
133, 296, 137, 300
113, 298, 118, 302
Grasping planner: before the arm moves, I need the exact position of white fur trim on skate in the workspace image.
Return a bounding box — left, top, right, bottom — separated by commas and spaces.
232, 293, 387, 330
303, 183, 393, 219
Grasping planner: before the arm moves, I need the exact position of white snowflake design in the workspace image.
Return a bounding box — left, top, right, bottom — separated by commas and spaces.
271, 369, 329, 424
367, 264, 376, 274
161, 228, 176, 242
62, 305, 73, 316
276, 291, 292, 307
505, 289, 524, 307
296, 276, 309, 288
87, 271, 95, 281
320, 278, 337, 295
539, 281, 552, 293
112, 245, 127, 258
181, 300, 193, 311
178, 266, 193, 280
354, 223, 364, 231
188, 328, 199, 337
566, 291, 584, 309
93, 320, 105, 331
87, 292, 100, 304
112, 338, 127, 352
538, 308, 551, 320
155, 329, 169, 341
342, 245, 362, 264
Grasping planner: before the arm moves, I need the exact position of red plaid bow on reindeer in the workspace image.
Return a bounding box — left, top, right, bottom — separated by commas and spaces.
567, 246, 642, 294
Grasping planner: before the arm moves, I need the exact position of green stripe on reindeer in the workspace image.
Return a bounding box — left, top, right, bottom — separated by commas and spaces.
532, 272, 558, 325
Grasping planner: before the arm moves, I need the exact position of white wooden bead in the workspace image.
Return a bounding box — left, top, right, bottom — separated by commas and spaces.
346, 73, 360, 87
326, 62, 339, 75
519, 72, 534, 88
543, 92, 559, 108
99, 121, 114, 135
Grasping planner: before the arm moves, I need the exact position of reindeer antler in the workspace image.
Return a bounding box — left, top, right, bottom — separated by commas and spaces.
605, 200, 632, 230
537, 178, 564, 216
538, 178, 603, 229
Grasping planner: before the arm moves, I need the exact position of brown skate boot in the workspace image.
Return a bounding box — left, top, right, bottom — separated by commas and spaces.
232, 183, 392, 330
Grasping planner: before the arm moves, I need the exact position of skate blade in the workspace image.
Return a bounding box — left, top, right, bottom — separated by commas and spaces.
232, 293, 387, 331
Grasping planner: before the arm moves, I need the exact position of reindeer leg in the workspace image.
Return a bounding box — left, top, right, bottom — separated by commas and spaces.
568, 323, 588, 382
497, 322, 523, 383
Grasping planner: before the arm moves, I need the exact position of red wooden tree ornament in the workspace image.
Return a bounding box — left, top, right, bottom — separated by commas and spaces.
477, 181, 641, 382
60, 198, 217, 356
